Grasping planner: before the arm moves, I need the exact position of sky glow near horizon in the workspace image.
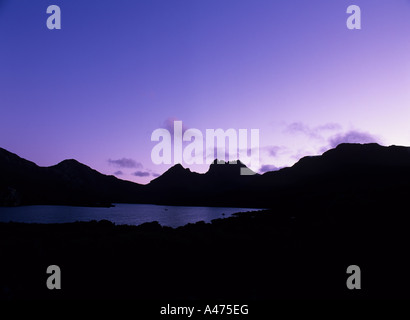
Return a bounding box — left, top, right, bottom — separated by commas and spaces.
1, 0, 410, 183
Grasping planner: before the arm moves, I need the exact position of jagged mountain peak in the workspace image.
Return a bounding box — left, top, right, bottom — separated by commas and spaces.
206, 159, 257, 177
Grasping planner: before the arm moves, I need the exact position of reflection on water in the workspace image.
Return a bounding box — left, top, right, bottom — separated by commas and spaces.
0, 203, 261, 228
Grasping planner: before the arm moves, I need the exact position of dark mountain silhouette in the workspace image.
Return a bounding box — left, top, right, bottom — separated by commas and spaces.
2, 143, 410, 208
147, 143, 410, 207
0, 148, 144, 206
149, 163, 201, 188
256, 142, 410, 197
146, 159, 259, 206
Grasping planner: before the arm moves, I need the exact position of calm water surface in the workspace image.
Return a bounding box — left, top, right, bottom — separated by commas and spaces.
0, 203, 261, 228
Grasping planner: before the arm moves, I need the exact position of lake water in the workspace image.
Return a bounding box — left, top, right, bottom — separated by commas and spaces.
0, 204, 261, 228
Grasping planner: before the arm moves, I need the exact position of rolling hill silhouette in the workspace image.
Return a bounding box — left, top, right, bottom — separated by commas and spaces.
1, 143, 410, 207
0, 148, 144, 206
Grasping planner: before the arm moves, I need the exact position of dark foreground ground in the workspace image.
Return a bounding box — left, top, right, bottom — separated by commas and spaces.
1, 192, 410, 300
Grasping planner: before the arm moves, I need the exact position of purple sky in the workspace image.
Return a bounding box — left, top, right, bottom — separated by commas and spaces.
1, 0, 410, 183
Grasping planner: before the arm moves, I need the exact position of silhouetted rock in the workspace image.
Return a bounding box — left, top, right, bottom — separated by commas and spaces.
206, 159, 257, 178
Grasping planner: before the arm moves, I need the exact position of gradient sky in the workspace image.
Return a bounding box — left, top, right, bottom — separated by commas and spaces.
1, 0, 410, 183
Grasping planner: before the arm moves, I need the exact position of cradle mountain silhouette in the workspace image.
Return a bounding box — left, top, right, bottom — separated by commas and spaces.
1, 143, 410, 207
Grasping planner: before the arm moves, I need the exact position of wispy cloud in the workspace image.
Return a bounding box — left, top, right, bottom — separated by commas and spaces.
133, 171, 151, 177
113, 170, 123, 176
284, 122, 341, 140
328, 130, 379, 148
259, 164, 280, 173
108, 158, 142, 169
263, 145, 286, 157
